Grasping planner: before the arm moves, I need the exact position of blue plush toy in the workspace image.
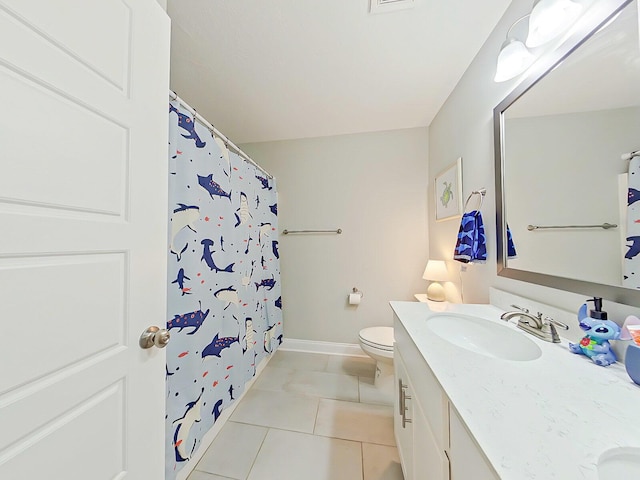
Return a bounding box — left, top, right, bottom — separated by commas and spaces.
568, 303, 621, 366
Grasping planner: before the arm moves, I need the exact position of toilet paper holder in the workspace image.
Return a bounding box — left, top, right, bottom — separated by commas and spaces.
349, 287, 364, 305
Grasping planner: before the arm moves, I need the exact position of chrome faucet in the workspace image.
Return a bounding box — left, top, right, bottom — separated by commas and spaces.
501, 309, 543, 327
500, 305, 569, 343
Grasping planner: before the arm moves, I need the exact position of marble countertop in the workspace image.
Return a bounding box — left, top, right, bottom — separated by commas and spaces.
390, 301, 640, 480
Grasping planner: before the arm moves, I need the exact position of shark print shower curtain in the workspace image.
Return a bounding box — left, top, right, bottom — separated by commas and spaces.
165, 102, 282, 479
625, 157, 640, 288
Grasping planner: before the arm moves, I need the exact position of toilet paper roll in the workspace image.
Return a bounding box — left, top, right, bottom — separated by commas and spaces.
349, 293, 361, 305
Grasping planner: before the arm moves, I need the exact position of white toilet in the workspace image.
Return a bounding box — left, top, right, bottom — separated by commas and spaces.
358, 326, 395, 395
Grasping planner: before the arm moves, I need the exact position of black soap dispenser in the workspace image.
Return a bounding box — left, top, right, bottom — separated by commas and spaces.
587, 297, 607, 320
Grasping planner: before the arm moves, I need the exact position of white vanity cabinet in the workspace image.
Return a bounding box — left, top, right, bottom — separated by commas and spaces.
394, 348, 415, 480
449, 407, 499, 480
394, 315, 449, 480
394, 314, 499, 480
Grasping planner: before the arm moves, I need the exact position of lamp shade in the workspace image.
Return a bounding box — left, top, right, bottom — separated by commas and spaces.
494, 37, 535, 82
526, 0, 583, 48
422, 260, 448, 282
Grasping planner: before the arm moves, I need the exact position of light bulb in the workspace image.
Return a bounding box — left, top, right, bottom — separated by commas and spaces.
526, 0, 583, 48
494, 38, 535, 82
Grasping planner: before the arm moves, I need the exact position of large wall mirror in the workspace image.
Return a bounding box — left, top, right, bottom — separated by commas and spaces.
495, 0, 640, 305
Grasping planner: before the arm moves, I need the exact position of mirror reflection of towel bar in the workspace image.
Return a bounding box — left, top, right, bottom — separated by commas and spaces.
283, 229, 342, 235
527, 223, 617, 231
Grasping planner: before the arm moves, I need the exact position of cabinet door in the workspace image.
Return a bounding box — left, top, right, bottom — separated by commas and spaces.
449, 407, 499, 480
395, 316, 449, 449
413, 397, 449, 480
395, 349, 414, 480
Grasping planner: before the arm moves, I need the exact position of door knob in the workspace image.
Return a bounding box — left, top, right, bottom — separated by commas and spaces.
139, 326, 171, 349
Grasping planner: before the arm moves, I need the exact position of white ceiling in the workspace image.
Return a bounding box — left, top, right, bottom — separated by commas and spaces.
168, 0, 512, 144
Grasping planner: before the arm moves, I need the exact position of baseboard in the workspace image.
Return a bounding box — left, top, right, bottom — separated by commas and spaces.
280, 337, 367, 357
175, 352, 273, 480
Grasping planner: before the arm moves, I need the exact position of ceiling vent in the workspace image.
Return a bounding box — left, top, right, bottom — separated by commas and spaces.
369, 0, 416, 14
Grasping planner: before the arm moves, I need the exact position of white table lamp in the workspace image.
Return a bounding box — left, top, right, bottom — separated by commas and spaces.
423, 260, 448, 302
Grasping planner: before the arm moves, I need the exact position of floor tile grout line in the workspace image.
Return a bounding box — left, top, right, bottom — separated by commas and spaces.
274, 352, 375, 376
360, 439, 399, 448
189, 420, 267, 480
312, 396, 321, 434
229, 415, 396, 448
316, 396, 395, 409
229, 418, 396, 448
248, 423, 365, 445
243, 386, 388, 407
262, 364, 367, 381
360, 442, 365, 480
313, 430, 396, 448
191, 470, 236, 480
228, 416, 318, 437
192, 468, 242, 480
247, 378, 365, 404
242, 427, 271, 480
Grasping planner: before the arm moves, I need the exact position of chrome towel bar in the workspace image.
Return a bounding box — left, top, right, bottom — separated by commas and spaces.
283, 229, 342, 235
527, 223, 617, 231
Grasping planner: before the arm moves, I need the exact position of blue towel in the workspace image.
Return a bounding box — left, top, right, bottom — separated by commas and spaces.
454, 210, 487, 263
506, 224, 517, 259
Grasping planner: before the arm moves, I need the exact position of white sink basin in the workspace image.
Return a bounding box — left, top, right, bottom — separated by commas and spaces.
598, 447, 640, 479
425, 313, 542, 361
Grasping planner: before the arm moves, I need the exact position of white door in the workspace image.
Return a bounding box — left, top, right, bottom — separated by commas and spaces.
0, 1, 170, 479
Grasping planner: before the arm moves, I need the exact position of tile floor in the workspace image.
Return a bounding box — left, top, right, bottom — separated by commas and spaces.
187, 350, 404, 480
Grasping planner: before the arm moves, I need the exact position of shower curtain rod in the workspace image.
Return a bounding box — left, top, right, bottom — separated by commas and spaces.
169, 90, 273, 179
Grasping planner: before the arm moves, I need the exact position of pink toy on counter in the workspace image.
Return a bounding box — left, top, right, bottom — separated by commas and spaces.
626, 326, 640, 346
621, 315, 640, 346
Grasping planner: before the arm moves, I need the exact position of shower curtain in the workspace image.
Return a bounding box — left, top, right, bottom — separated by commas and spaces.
626, 156, 640, 287
165, 101, 283, 480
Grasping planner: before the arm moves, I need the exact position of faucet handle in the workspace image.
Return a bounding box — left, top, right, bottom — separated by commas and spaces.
544, 316, 569, 330
541, 319, 560, 342
510, 304, 529, 313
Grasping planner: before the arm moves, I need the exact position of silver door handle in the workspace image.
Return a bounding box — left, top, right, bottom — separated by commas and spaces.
139, 326, 171, 349
398, 379, 406, 415
402, 407, 413, 428
399, 381, 412, 428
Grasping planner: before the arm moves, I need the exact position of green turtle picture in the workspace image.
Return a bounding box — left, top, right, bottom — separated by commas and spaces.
440, 181, 453, 207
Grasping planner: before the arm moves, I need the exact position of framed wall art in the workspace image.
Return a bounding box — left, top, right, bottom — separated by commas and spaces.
435, 157, 462, 221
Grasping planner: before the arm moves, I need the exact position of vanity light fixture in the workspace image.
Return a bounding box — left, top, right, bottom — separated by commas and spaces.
423, 260, 449, 302
495, 0, 585, 83
494, 15, 536, 82
526, 0, 583, 48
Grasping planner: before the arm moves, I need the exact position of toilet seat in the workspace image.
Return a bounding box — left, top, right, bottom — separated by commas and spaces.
359, 326, 394, 352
